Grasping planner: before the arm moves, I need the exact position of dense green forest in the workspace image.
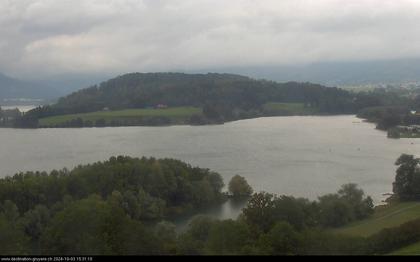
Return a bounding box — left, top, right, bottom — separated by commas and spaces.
39, 73, 356, 114
0, 154, 418, 255
9, 72, 416, 128
0, 156, 225, 255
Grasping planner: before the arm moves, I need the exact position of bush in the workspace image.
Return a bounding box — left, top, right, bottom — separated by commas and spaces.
228, 175, 253, 198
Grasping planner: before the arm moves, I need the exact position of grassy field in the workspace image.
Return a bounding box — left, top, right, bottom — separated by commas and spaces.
262, 102, 319, 115
389, 241, 420, 255
39, 107, 202, 127
399, 132, 420, 138
332, 202, 420, 237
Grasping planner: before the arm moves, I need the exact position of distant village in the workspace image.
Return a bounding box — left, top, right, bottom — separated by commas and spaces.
388, 110, 420, 138
395, 124, 420, 133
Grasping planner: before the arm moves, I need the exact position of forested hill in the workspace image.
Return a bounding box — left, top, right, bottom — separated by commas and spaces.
55, 73, 258, 112
14, 72, 400, 128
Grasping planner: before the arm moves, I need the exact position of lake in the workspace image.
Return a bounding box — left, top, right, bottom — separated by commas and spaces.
0, 115, 418, 224
1, 105, 37, 112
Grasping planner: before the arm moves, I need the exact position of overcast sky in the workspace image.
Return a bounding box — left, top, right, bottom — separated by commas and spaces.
1, 0, 420, 78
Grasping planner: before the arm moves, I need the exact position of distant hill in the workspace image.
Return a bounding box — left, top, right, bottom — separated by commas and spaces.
5, 57, 420, 104
198, 58, 420, 87
0, 72, 109, 104
50, 72, 354, 114
0, 73, 58, 102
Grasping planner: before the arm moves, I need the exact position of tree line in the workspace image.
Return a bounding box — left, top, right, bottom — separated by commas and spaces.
0, 154, 418, 255
356, 88, 420, 132
10, 72, 414, 128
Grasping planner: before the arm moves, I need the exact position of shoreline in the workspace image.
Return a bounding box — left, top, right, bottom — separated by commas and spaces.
4, 113, 357, 129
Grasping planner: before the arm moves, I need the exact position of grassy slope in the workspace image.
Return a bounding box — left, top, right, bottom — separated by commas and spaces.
38, 107, 202, 126
39, 103, 319, 127
262, 102, 319, 115
332, 202, 420, 237
390, 241, 420, 255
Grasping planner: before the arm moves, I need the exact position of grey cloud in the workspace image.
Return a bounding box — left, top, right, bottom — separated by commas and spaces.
1, 0, 420, 78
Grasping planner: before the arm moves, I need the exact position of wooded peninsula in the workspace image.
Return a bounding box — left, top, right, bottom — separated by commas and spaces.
1, 73, 419, 134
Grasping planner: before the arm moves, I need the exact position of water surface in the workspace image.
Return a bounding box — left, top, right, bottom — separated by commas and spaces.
0, 116, 418, 209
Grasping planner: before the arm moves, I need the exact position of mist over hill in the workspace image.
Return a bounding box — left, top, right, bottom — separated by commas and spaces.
192, 58, 420, 87
0, 73, 52, 102
3, 58, 420, 105
0, 73, 109, 104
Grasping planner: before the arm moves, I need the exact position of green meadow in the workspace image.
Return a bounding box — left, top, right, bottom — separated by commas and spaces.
262, 102, 319, 115
38, 107, 202, 127
332, 202, 420, 237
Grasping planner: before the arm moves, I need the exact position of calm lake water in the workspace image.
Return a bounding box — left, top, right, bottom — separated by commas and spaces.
0, 115, 418, 224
